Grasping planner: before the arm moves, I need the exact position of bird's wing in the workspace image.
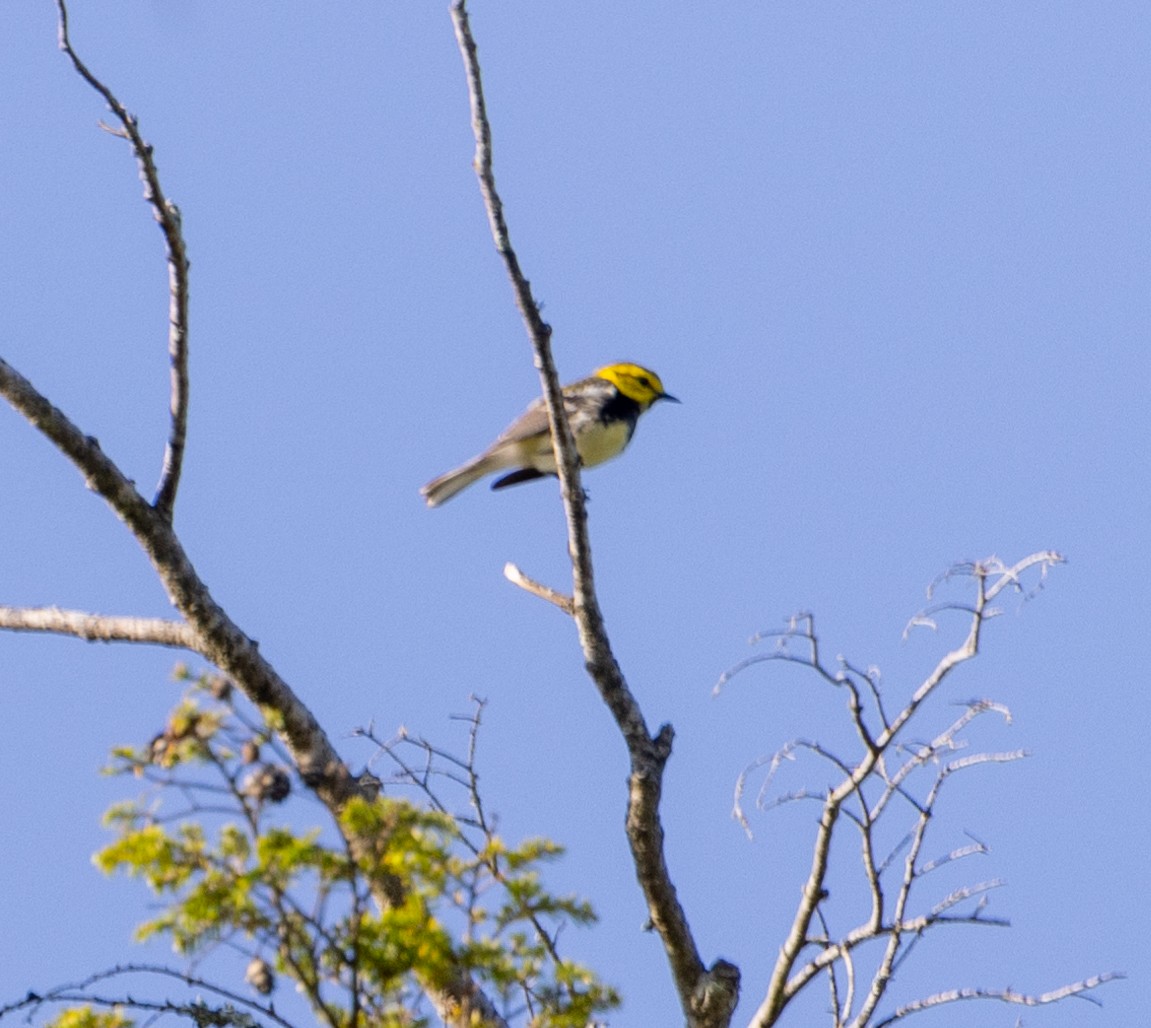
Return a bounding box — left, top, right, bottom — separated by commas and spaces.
491, 396, 551, 447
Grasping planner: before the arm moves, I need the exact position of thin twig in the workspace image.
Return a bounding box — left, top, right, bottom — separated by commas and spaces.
5, 962, 300, 1028
56, 0, 190, 524
503, 563, 574, 614
872, 972, 1125, 1027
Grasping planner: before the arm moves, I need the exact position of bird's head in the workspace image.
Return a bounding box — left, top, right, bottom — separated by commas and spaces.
594, 362, 680, 410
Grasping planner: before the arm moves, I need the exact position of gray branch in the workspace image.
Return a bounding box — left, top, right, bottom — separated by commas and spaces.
449, 2, 734, 1024
0, 5, 541, 1026
56, 0, 190, 524
0, 605, 195, 648
0, 355, 353, 802
873, 973, 1126, 1026
735, 554, 1118, 1027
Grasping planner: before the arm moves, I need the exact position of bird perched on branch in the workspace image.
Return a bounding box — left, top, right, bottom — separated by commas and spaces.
421, 362, 678, 507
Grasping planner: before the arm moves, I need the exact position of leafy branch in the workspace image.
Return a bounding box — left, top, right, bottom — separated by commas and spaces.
46, 673, 617, 1028
0, 5, 508, 1021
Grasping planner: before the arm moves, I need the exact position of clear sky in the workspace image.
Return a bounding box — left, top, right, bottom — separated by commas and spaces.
0, 2, 1145, 1026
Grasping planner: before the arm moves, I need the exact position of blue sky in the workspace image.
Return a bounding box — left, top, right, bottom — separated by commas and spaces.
0, 2, 1146, 1025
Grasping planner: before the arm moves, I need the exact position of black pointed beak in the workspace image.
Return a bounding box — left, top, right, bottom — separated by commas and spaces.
659, 392, 681, 404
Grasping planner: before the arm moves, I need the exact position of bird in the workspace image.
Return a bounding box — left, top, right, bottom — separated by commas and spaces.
421, 362, 679, 507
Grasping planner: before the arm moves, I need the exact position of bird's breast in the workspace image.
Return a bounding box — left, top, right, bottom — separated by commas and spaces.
576, 418, 635, 468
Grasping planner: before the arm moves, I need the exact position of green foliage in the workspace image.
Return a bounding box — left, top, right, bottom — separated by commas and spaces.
95, 671, 618, 1027
46, 1009, 133, 1028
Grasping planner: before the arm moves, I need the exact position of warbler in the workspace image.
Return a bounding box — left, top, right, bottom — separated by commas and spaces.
421, 362, 679, 507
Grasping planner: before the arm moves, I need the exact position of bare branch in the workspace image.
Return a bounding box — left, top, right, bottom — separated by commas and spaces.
872, 701, 1016, 827
0, 605, 195, 648
854, 730, 984, 1022
449, 3, 729, 1022
0, 357, 356, 804
928, 878, 1007, 918
735, 738, 856, 838
715, 612, 844, 696
916, 832, 989, 876
55, 0, 190, 523
788, 903, 1014, 1008
739, 555, 1085, 1027
816, 907, 848, 1028
503, 562, 574, 615
982, 551, 1064, 602
4, 962, 300, 1028
873, 972, 1125, 1027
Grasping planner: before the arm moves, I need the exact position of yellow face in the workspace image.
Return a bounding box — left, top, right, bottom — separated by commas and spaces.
593, 363, 676, 408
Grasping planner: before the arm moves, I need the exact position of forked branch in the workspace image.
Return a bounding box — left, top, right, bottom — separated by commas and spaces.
56, 0, 190, 524
5, 11, 508, 1021
0, 356, 351, 805
724, 554, 1119, 1026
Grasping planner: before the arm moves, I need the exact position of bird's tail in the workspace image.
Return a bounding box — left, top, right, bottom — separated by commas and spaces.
420, 453, 502, 507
